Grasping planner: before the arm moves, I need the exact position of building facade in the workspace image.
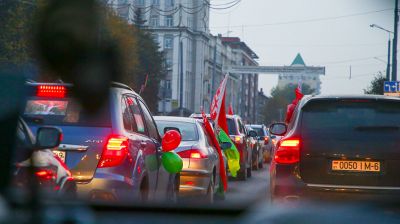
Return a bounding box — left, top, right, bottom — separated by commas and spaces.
277, 53, 322, 94
108, 0, 260, 122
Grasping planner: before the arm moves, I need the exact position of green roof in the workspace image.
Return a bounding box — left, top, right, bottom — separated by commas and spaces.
291, 53, 306, 66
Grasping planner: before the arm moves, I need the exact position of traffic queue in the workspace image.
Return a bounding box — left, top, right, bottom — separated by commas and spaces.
14, 74, 272, 204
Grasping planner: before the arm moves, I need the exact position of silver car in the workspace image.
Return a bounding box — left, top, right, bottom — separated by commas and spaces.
154, 116, 225, 203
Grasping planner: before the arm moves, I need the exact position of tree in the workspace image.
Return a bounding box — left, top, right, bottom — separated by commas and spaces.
133, 7, 147, 29
364, 74, 386, 95
262, 84, 314, 125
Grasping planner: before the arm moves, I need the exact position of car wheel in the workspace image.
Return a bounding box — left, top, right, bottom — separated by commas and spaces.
258, 159, 264, 169
252, 151, 259, 170
247, 158, 252, 178
140, 178, 149, 202
167, 174, 179, 203
237, 166, 247, 181
205, 177, 214, 204
214, 177, 226, 201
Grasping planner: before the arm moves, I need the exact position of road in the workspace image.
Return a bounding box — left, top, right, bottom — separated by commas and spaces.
219, 164, 271, 206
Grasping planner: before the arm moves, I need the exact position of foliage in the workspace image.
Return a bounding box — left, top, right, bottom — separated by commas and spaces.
262, 84, 314, 125
364, 74, 386, 95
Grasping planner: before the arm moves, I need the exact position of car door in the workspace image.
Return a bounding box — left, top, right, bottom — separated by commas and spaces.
124, 95, 158, 200
136, 99, 171, 200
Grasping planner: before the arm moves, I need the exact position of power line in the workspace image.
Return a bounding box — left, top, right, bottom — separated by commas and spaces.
210, 0, 241, 10
211, 8, 393, 28
209, 0, 241, 7
314, 54, 387, 65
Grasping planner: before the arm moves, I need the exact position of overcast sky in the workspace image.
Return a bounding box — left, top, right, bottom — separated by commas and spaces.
209, 0, 396, 96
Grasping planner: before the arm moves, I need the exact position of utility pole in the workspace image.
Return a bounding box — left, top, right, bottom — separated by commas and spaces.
211, 41, 217, 100
392, 0, 399, 81
387, 38, 391, 80
179, 40, 184, 116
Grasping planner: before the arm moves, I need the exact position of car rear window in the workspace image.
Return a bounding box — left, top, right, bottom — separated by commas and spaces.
156, 120, 199, 141
227, 118, 237, 135
302, 100, 400, 137
251, 127, 264, 136
23, 97, 111, 127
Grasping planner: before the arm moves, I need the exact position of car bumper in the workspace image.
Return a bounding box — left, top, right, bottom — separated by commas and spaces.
179, 168, 212, 197
76, 172, 137, 202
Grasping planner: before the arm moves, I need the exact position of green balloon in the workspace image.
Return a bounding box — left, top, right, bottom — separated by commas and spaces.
162, 152, 183, 174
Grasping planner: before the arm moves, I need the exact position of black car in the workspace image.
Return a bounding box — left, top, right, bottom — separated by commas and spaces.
247, 124, 274, 163
269, 95, 400, 203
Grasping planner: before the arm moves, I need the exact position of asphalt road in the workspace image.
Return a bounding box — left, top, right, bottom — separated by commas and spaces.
220, 164, 271, 206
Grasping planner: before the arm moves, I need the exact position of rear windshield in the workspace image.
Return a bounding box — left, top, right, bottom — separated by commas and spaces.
302, 100, 400, 136
156, 121, 199, 141
251, 127, 265, 136
227, 118, 237, 135
23, 97, 111, 127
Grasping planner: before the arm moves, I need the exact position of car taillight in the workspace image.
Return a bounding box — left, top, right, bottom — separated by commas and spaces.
231, 135, 242, 144
35, 169, 57, 181
264, 136, 269, 144
98, 135, 128, 168
37, 85, 66, 98
177, 149, 207, 159
274, 138, 300, 164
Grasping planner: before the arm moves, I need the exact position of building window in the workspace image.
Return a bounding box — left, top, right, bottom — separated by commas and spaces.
150, 15, 159, 27
165, 0, 174, 7
151, 34, 159, 45
165, 57, 173, 69
165, 15, 173, 27
164, 35, 173, 49
152, 0, 160, 6
136, 0, 144, 6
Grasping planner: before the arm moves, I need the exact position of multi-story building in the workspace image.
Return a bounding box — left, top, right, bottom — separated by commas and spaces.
256, 88, 269, 124
277, 53, 322, 94
108, 0, 260, 122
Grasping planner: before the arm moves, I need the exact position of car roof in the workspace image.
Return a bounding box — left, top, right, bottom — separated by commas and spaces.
189, 113, 240, 120
248, 124, 263, 128
154, 116, 197, 124
299, 94, 400, 108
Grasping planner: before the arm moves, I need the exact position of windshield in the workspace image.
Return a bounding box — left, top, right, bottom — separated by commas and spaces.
2, 0, 400, 222
156, 120, 199, 141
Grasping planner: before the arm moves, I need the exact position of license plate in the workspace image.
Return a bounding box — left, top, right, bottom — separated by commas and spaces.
53, 150, 66, 163
332, 160, 380, 172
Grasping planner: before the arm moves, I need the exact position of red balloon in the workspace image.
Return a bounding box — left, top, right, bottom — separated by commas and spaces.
161, 130, 181, 152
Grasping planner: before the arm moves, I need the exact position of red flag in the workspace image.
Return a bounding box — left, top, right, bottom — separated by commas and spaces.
228, 103, 234, 115
202, 110, 227, 191
210, 74, 229, 134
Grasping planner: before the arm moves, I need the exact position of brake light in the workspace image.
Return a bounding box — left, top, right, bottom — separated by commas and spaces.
274, 138, 300, 164
37, 85, 66, 98
177, 149, 207, 159
98, 135, 128, 168
231, 135, 242, 144
35, 169, 57, 181
264, 136, 269, 144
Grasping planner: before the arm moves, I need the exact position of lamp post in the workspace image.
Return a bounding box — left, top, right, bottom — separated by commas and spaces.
370, 24, 393, 81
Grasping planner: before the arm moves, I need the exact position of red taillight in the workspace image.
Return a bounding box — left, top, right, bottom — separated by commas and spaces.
98, 135, 128, 168
177, 148, 207, 159
37, 85, 66, 98
264, 136, 269, 144
231, 135, 242, 144
35, 169, 56, 181
274, 138, 300, 164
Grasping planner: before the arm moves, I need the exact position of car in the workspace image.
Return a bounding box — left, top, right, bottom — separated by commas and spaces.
191, 114, 257, 180
154, 116, 226, 203
23, 82, 179, 202
269, 95, 400, 203
245, 125, 263, 170
13, 118, 76, 198
247, 124, 274, 163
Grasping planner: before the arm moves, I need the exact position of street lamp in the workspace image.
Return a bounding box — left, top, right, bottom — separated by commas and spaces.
370, 24, 393, 81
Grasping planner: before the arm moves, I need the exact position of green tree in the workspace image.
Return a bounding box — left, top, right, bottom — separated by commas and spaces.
364, 74, 386, 95
262, 84, 314, 125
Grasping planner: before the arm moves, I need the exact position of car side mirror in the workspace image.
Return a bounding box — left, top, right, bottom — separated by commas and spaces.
220, 142, 232, 150
248, 130, 257, 138
36, 127, 62, 149
269, 123, 287, 136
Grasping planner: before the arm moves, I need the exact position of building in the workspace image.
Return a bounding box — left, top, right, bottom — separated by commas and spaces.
107, 1, 260, 122
256, 88, 269, 123
221, 37, 259, 123
277, 53, 322, 94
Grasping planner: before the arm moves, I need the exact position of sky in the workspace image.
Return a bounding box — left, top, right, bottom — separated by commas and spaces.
209, 0, 396, 96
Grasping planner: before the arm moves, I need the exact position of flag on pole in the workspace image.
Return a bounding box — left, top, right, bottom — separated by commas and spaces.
228, 103, 234, 115
201, 110, 227, 191
210, 74, 229, 134
210, 74, 240, 177
285, 79, 304, 123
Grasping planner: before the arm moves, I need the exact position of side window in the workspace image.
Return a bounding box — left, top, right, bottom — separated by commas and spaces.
126, 96, 146, 134
121, 97, 135, 132
138, 100, 160, 140
238, 120, 245, 134
201, 123, 214, 147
